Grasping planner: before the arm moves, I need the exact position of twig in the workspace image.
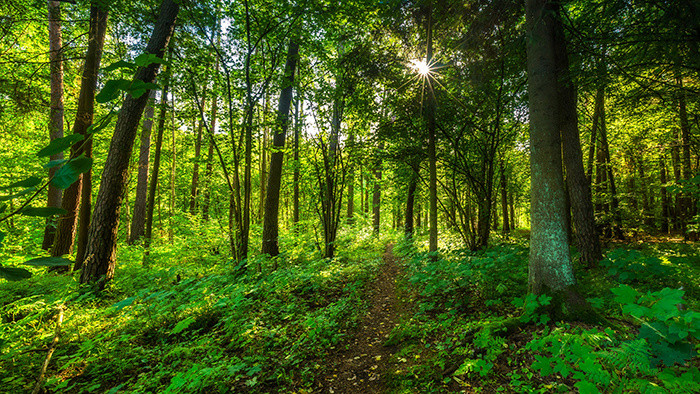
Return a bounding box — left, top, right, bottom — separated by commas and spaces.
32, 305, 64, 394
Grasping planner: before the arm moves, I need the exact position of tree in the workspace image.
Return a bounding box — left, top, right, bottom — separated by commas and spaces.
80, 0, 180, 288
51, 3, 108, 264
129, 91, 156, 244
526, 0, 591, 318
261, 39, 299, 257
42, 0, 64, 250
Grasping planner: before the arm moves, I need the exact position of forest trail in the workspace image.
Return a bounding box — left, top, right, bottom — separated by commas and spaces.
317, 244, 402, 393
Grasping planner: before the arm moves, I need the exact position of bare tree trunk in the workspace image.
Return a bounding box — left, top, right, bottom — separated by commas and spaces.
553, 13, 602, 265
660, 156, 670, 234
500, 162, 510, 234
74, 139, 92, 268
677, 74, 696, 240
129, 91, 156, 244
169, 101, 176, 243
202, 91, 218, 222
80, 0, 179, 288
52, 4, 108, 261
372, 142, 383, 234
346, 131, 355, 223
259, 94, 269, 225
526, 0, 591, 319
405, 164, 418, 237
425, 2, 438, 255
261, 40, 299, 256
293, 95, 301, 226
43, 0, 64, 250
144, 79, 169, 253
189, 94, 206, 215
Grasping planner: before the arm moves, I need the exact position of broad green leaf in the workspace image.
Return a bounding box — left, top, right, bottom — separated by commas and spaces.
85, 111, 116, 134
38, 134, 84, 157
0, 176, 41, 190
611, 284, 639, 305
96, 79, 131, 103
575, 380, 600, 394
128, 80, 159, 99
51, 155, 93, 190
0, 266, 32, 281
112, 297, 136, 311
134, 53, 167, 67
43, 159, 67, 169
171, 316, 196, 334
19, 207, 67, 217
24, 256, 73, 267
103, 60, 136, 72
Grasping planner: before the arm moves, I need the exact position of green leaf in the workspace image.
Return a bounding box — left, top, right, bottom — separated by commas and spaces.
0, 188, 36, 201
171, 316, 196, 335
24, 256, 73, 267
134, 53, 167, 67
19, 207, 67, 217
38, 134, 84, 157
103, 60, 136, 72
51, 155, 93, 190
0, 176, 42, 190
112, 297, 136, 311
127, 80, 159, 99
611, 284, 639, 305
43, 159, 67, 169
575, 380, 600, 394
96, 79, 131, 103
0, 266, 32, 281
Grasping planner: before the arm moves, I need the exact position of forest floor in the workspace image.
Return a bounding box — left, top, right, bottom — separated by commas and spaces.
318, 243, 402, 393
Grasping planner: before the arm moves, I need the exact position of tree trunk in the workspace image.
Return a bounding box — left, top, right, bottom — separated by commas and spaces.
553, 13, 602, 266
129, 91, 156, 244
372, 142, 383, 234
52, 4, 108, 260
202, 90, 218, 222
660, 156, 670, 234
261, 40, 299, 256
189, 94, 206, 215
144, 79, 169, 252
526, 0, 590, 319
259, 95, 269, 225
346, 131, 355, 223
425, 2, 438, 255
80, 0, 179, 288
500, 162, 510, 234
42, 0, 65, 250
405, 165, 418, 237
74, 140, 92, 269
293, 95, 301, 226
169, 102, 176, 243
677, 75, 695, 240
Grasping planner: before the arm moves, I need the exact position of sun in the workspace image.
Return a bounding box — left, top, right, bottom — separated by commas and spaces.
410, 59, 431, 76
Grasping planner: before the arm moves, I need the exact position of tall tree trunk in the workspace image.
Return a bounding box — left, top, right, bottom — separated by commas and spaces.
405, 165, 418, 237
261, 40, 299, 256
346, 131, 355, 223
74, 139, 93, 269
671, 129, 682, 231
259, 95, 269, 225
586, 89, 602, 184
52, 4, 108, 261
43, 0, 65, 250
677, 74, 695, 240
202, 90, 218, 222
189, 94, 206, 215
129, 91, 156, 244
660, 155, 670, 234
144, 79, 169, 252
80, 0, 179, 288
415, 200, 421, 231
425, 2, 438, 255
372, 142, 383, 234
526, 0, 590, 318
169, 102, 176, 243
600, 107, 623, 239
293, 95, 301, 226
553, 13, 602, 266
509, 192, 515, 230
500, 162, 510, 234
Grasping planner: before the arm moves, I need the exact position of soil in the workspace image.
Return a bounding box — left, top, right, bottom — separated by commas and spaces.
316, 244, 401, 393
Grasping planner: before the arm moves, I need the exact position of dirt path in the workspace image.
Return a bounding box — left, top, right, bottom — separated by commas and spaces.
317, 244, 401, 393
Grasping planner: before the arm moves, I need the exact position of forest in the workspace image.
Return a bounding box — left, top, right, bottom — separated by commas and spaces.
0, 0, 699, 392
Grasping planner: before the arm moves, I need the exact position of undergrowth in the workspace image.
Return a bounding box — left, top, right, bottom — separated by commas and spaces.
0, 217, 388, 393
389, 235, 700, 393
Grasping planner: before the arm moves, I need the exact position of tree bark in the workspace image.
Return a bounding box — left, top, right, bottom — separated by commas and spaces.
660, 156, 670, 234
202, 86, 218, 222
52, 4, 107, 260
346, 131, 355, 223
144, 78, 169, 252
42, 0, 65, 250
372, 142, 383, 234
80, 0, 179, 288
425, 2, 438, 255
129, 91, 156, 244
553, 12, 602, 266
500, 162, 510, 234
261, 40, 299, 256
526, 0, 590, 319
189, 94, 206, 215
677, 74, 695, 239
293, 94, 301, 225
405, 165, 418, 237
